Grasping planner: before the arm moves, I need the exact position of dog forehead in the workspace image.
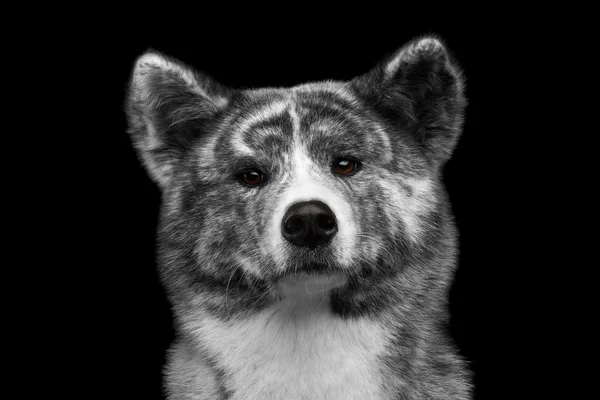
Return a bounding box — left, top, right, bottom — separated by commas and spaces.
214, 84, 388, 158
193, 83, 396, 174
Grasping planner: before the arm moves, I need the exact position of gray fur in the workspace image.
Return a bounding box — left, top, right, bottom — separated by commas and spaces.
126, 35, 471, 399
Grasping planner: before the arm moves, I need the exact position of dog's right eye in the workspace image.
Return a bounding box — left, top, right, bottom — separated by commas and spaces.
236, 168, 265, 187
332, 158, 361, 176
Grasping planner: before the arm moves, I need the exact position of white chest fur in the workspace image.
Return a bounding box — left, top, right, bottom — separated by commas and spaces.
193, 293, 391, 400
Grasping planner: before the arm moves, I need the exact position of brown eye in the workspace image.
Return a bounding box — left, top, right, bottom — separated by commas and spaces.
238, 169, 264, 186
333, 159, 360, 176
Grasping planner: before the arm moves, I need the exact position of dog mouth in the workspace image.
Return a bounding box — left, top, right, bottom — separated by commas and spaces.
277, 272, 348, 298
274, 262, 348, 297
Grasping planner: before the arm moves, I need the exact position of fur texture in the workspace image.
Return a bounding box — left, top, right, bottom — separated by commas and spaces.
126, 35, 471, 399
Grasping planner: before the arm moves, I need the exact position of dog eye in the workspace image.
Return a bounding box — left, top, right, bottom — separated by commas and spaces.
332, 158, 360, 176
237, 169, 264, 186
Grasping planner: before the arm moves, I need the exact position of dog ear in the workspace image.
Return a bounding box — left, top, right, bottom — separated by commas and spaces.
352, 35, 466, 169
125, 51, 230, 188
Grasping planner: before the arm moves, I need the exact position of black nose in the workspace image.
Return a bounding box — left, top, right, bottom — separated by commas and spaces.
281, 201, 337, 249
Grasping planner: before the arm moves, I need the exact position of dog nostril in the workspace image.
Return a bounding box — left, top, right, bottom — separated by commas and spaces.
285, 218, 304, 235
318, 215, 336, 231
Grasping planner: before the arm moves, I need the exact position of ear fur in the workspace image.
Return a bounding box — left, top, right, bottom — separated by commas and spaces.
352, 35, 466, 169
125, 51, 230, 188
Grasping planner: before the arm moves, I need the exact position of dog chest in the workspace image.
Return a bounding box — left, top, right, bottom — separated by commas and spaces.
195, 302, 391, 399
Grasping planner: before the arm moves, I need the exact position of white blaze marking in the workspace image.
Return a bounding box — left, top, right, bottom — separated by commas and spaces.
288, 99, 301, 143
266, 101, 357, 268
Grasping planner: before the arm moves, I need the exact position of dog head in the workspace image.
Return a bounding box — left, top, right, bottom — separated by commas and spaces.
126, 36, 466, 317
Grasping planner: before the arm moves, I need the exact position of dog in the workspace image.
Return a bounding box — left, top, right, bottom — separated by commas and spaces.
126, 34, 471, 399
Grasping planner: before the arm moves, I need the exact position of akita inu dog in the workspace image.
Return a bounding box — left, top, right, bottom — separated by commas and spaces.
126, 35, 471, 399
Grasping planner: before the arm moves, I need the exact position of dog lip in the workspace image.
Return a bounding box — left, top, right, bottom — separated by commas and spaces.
277, 272, 348, 297
297, 262, 329, 273
273, 262, 331, 279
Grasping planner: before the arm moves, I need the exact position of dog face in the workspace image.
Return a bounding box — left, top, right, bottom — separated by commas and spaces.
126, 36, 466, 319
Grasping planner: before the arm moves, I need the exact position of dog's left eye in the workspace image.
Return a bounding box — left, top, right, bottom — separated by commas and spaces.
236, 168, 265, 187
332, 158, 360, 176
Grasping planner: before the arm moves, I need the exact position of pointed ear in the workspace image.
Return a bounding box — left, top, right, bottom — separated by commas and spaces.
125, 51, 230, 188
352, 35, 466, 169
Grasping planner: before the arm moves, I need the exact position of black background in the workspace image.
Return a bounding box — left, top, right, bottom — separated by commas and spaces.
87, 23, 537, 399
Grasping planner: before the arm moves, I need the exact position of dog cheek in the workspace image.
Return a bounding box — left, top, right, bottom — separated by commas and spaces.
183, 189, 235, 272
351, 180, 387, 263
230, 189, 275, 277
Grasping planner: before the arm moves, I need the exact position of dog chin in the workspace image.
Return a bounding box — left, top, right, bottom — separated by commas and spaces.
277, 272, 348, 299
